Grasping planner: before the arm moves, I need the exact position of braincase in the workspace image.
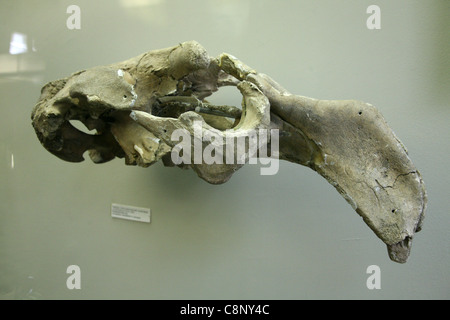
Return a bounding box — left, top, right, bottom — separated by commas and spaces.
66, 67, 138, 111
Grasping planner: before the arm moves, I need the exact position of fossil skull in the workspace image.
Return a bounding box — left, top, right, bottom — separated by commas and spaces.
31, 41, 427, 263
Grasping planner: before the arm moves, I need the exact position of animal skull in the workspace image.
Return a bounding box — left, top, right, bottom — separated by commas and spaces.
31, 41, 427, 263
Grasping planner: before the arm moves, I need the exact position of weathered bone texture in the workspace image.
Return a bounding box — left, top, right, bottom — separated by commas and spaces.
31, 41, 427, 263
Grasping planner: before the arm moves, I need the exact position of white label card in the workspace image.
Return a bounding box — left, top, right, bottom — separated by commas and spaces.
111, 203, 151, 223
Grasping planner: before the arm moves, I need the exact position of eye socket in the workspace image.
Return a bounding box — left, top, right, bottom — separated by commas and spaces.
123, 95, 127, 99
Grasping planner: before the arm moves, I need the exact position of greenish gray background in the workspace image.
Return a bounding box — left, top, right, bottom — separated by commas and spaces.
0, 0, 448, 299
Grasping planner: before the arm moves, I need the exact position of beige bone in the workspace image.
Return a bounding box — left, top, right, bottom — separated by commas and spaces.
31, 41, 427, 263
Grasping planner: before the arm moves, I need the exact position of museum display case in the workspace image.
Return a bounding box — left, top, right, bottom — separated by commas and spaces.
1, 0, 449, 300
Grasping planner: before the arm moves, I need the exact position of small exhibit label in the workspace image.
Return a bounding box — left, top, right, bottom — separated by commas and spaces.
111, 203, 150, 223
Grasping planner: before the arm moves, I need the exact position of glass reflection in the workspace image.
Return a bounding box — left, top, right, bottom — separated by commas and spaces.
9, 32, 28, 55
0, 32, 45, 83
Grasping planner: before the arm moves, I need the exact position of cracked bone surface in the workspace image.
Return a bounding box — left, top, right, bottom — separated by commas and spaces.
31, 41, 427, 263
